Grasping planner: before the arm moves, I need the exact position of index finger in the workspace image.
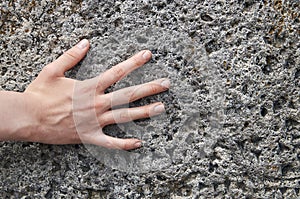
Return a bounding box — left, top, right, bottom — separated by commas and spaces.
96, 50, 152, 91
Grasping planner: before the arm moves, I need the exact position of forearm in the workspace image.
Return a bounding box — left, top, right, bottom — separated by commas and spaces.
0, 91, 36, 141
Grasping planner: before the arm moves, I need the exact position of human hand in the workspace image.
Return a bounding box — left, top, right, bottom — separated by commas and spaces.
21, 39, 170, 150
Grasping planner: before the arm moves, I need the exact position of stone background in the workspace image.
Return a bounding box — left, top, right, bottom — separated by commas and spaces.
0, 0, 299, 198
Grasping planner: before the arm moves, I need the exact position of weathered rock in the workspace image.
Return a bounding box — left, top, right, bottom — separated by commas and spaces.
0, 0, 299, 198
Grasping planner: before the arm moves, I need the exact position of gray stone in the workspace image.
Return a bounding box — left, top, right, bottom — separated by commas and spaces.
0, 0, 299, 198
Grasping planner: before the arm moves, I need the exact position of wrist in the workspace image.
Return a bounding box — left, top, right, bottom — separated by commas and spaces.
13, 92, 40, 141
0, 91, 38, 141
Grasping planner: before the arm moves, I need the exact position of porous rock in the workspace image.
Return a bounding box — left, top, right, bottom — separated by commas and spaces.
0, 0, 299, 198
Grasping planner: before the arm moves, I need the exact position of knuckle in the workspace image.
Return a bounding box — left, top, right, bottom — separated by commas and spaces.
149, 84, 159, 93
96, 82, 104, 91
91, 75, 104, 91
99, 116, 109, 127
96, 94, 110, 107
124, 89, 135, 101
131, 56, 142, 67
119, 111, 130, 122
123, 142, 132, 150
64, 50, 79, 62
112, 66, 125, 79
143, 107, 150, 118
94, 100, 103, 108
95, 98, 110, 110
104, 139, 114, 149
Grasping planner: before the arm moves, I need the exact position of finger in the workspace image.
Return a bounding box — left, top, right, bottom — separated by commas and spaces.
102, 136, 142, 150
99, 102, 165, 126
44, 39, 90, 77
106, 78, 170, 107
84, 132, 142, 150
96, 50, 152, 91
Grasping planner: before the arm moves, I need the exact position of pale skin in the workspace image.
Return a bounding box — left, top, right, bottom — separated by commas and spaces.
0, 39, 170, 150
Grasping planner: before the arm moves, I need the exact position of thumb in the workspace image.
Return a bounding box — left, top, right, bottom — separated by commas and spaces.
44, 39, 90, 77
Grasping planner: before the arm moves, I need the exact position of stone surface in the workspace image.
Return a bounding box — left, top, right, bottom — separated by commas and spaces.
0, 0, 299, 198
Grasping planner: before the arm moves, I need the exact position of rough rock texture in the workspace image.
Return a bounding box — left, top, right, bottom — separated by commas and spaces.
0, 0, 299, 198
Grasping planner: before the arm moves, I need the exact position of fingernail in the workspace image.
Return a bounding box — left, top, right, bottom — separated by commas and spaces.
142, 50, 152, 60
161, 79, 170, 88
154, 104, 165, 114
77, 39, 89, 49
134, 141, 142, 148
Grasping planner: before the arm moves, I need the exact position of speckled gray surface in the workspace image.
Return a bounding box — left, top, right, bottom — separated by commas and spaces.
0, 0, 299, 198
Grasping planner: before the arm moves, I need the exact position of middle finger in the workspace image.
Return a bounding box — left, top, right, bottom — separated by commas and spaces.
106, 78, 170, 107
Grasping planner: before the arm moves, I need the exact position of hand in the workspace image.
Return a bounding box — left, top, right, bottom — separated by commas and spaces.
21, 39, 170, 150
